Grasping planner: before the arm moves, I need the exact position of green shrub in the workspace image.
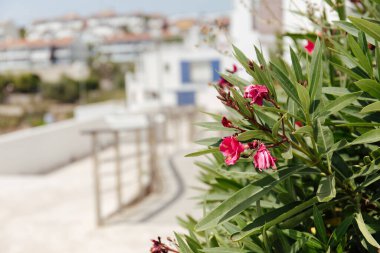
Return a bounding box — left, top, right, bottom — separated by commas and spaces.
42, 76, 79, 103
13, 73, 40, 93
172, 1, 380, 253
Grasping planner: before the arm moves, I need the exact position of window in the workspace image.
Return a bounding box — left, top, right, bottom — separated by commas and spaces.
180, 60, 220, 84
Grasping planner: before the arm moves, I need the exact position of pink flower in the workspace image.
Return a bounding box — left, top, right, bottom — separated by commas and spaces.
218, 64, 238, 88
253, 144, 277, 171
219, 136, 246, 165
305, 40, 315, 54
221, 116, 233, 128
244, 84, 269, 106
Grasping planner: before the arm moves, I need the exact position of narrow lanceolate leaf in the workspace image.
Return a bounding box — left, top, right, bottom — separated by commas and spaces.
231, 197, 318, 241
175, 233, 195, 253
290, 47, 303, 82
334, 20, 376, 44
317, 175, 336, 202
308, 39, 323, 104
230, 88, 252, 118
347, 35, 373, 75
328, 215, 354, 247
349, 16, 380, 42
195, 122, 235, 132
361, 101, 380, 113
355, 212, 380, 248
313, 205, 328, 245
237, 130, 269, 141
355, 79, 380, 99
350, 129, 380, 146
219, 73, 250, 91
294, 126, 313, 136
282, 229, 324, 250
270, 63, 302, 107
330, 61, 363, 80
316, 92, 362, 118
185, 147, 219, 157
296, 83, 310, 115
195, 166, 306, 231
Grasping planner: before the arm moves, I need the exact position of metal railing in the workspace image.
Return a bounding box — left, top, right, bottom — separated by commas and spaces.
83, 106, 197, 226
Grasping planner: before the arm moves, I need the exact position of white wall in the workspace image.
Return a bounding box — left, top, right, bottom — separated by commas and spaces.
0, 118, 110, 174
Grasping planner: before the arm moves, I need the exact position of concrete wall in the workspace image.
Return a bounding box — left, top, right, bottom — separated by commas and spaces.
0, 118, 109, 174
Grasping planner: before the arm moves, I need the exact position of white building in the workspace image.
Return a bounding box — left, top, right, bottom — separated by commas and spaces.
126, 0, 286, 110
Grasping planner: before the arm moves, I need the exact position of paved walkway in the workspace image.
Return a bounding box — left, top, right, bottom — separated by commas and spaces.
0, 146, 203, 253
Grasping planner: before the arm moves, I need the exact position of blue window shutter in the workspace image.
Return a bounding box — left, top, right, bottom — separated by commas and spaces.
211, 60, 220, 81
181, 61, 190, 84
177, 91, 195, 105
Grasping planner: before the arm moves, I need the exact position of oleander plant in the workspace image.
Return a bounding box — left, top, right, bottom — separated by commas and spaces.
151, 1, 380, 252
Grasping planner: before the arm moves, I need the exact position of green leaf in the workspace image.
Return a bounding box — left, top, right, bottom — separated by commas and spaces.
289, 238, 307, 253
219, 73, 249, 91
290, 47, 303, 82
308, 39, 323, 105
296, 83, 310, 115
175, 233, 195, 253
328, 215, 354, 247
317, 175, 336, 202
294, 126, 313, 136
231, 198, 318, 241
195, 122, 236, 132
330, 61, 363, 80
236, 130, 269, 141
185, 147, 220, 157
202, 248, 248, 253
350, 129, 380, 146
355, 212, 380, 248
347, 35, 373, 75
313, 205, 328, 245
322, 87, 351, 96
195, 166, 306, 231
230, 88, 252, 118
355, 79, 380, 99
316, 92, 362, 118
361, 101, 380, 113
349, 16, 380, 42
335, 20, 376, 45
360, 173, 380, 188
194, 137, 221, 146
271, 62, 302, 107
282, 229, 324, 250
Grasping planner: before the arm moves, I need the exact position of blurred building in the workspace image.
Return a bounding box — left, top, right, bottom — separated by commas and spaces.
0, 21, 19, 41
127, 0, 285, 110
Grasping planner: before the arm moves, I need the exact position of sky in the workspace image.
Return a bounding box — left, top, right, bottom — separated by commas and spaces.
0, 0, 232, 26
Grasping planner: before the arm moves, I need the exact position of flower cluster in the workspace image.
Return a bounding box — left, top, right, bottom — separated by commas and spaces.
219, 135, 276, 171
244, 84, 269, 106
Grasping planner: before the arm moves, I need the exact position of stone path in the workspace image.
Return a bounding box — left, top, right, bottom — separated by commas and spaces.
0, 146, 203, 253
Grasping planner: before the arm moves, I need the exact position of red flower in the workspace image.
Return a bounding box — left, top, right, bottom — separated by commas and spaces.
305, 40, 315, 54
226, 64, 238, 74
219, 136, 246, 165
253, 143, 277, 171
218, 64, 238, 88
295, 121, 303, 127
221, 116, 233, 128
244, 84, 269, 106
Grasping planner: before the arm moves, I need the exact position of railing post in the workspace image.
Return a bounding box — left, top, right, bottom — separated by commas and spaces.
91, 132, 102, 226
114, 131, 122, 208
136, 129, 143, 196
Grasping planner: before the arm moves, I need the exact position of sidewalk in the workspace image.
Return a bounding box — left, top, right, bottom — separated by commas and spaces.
0, 147, 202, 253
